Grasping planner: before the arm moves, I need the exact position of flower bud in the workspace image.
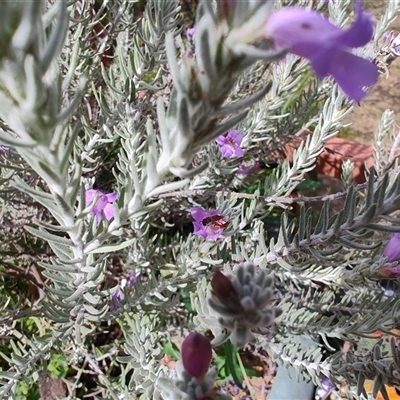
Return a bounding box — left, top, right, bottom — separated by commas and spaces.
383, 233, 400, 261
181, 332, 212, 379
211, 270, 240, 307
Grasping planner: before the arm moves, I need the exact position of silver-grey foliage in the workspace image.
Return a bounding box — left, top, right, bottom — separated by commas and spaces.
0, 0, 399, 399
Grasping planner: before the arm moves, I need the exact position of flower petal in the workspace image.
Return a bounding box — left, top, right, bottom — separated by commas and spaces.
205, 226, 224, 241
234, 147, 244, 158
227, 130, 243, 144
383, 233, 400, 261
191, 207, 210, 222
220, 145, 235, 158
215, 135, 227, 145
103, 203, 115, 221
237, 163, 252, 175
337, 0, 373, 48
106, 192, 118, 202
85, 189, 98, 205
329, 49, 378, 102
92, 194, 109, 214
193, 221, 208, 238
265, 7, 341, 58
308, 46, 336, 77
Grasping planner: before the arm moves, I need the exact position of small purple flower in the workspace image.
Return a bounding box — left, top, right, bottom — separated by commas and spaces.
265, 0, 378, 102
316, 376, 336, 400
237, 163, 253, 175
128, 272, 140, 287
215, 130, 244, 158
110, 289, 122, 311
191, 207, 228, 241
383, 233, 400, 261
186, 26, 196, 40
0, 145, 9, 155
85, 189, 118, 225
181, 332, 212, 379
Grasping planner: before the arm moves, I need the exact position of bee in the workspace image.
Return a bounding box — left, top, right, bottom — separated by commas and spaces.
202, 215, 229, 230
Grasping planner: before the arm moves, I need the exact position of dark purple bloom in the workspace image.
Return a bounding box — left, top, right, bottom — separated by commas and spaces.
181, 332, 212, 379
215, 130, 244, 158
186, 26, 196, 40
265, 0, 378, 102
383, 233, 400, 261
85, 189, 118, 225
191, 207, 228, 241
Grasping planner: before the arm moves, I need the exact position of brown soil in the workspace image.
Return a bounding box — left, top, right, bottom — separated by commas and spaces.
346, 3, 400, 144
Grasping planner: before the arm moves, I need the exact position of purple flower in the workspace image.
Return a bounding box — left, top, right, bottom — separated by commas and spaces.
191, 207, 228, 241
378, 234, 400, 278
0, 145, 9, 155
128, 272, 140, 287
181, 332, 212, 379
186, 26, 196, 40
383, 233, 400, 261
110, 289, 122, 311
85, 189, 118, 225
237, 163, 253, 175
215, 130, 244, 158
265, 0, 378, 102
316, 376, 336, 400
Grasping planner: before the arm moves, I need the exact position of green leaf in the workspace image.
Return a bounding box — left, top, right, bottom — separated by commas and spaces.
223, 341, 243, 390
162, 342, 180, 361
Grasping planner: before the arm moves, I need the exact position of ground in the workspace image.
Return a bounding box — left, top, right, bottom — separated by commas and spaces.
347, 2, 400, 144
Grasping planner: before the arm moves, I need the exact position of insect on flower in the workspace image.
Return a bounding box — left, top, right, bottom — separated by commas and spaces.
191, 207, 229, 240
202, 215, 229, 229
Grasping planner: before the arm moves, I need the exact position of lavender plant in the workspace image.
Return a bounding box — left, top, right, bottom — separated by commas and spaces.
0, 0, 400, 399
